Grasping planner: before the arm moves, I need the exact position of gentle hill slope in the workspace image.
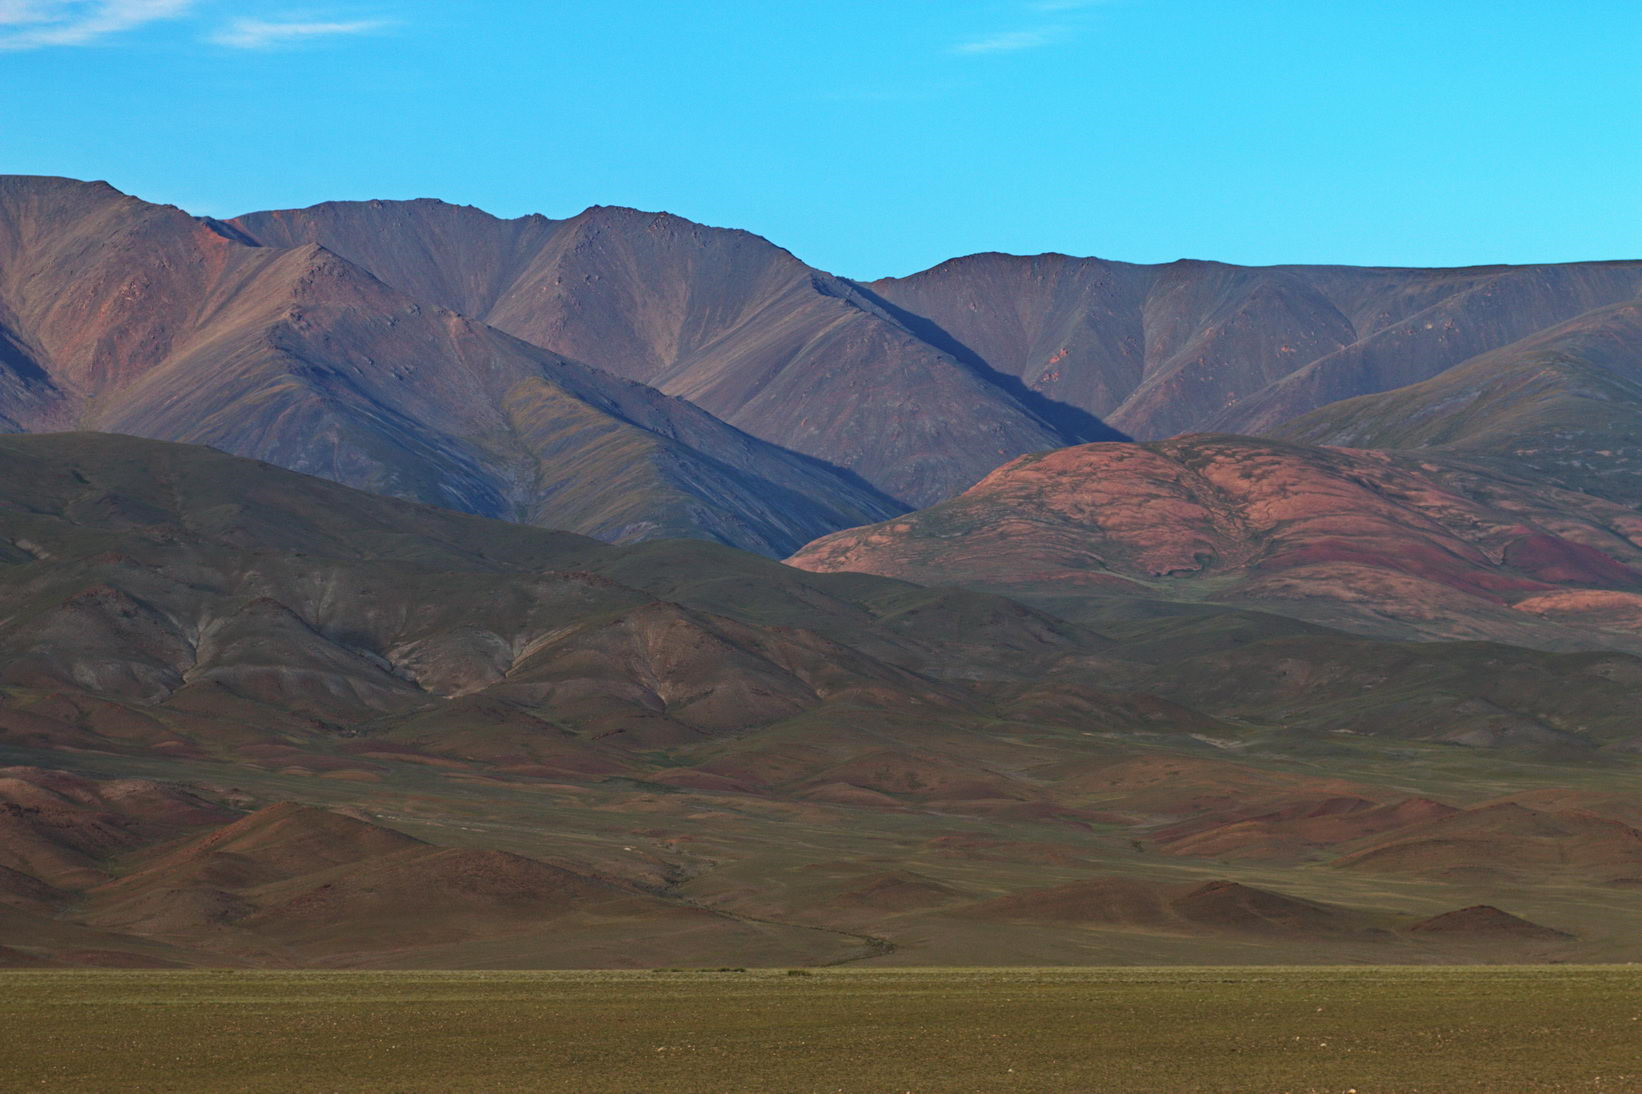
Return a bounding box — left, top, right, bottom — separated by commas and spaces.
1275, 295, 1642, 501
789, 434, 1642, 653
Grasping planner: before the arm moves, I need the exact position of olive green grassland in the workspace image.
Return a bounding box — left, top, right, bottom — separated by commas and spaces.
4, 967, 1640, 1093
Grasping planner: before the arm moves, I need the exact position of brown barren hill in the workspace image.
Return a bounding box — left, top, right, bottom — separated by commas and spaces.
788, 434, 1642, 650
0, 864, 64, 911
0, 769, 873, 968
827, 872, 970, 914
966, 877, 1358, 936
66, 797, 788, 965
0, 793, 149, 888
94, 803, 426, 901
1334, 803, 1642, 884
235, 847, 671, 955
0, 432, 1127, 771
1408, 905, 1573, 941
1151, 796, 1461, 862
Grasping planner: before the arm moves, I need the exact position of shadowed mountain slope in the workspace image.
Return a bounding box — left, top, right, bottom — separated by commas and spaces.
0, 176, 901, 556
0, 432, 1110, 757
232, 199, 1117, 506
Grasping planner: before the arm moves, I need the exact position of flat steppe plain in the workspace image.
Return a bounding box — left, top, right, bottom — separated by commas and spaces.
3, 967, 1638, 1093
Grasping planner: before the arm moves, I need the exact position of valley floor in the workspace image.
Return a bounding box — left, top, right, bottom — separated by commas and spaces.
3, 966, 1638, 1092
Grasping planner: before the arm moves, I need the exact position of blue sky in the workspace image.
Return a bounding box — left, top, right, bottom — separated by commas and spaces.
2, 0, 1637, 278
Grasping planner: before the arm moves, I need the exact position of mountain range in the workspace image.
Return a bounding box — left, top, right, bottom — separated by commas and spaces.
6, 175, 1640, 552
0, 174, 1639, 968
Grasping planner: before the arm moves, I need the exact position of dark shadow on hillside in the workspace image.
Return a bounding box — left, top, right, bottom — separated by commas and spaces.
0, 323, 52, 387
852, 283, 1131, 446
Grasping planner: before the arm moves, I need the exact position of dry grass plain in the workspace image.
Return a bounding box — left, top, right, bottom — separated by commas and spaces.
3, 966, 1640, 1093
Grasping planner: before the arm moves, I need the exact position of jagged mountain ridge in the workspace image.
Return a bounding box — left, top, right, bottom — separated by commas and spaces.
5, 174, 1639, 562
231, 198, 1115, 507
0, 176, 901, 557
233, 196, 1642, 512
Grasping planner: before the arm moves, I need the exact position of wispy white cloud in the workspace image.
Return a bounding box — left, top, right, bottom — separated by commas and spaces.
953, 26, 1064, 55
208, 16, 387, 49
952, 0, 1115, 58
0, 0, 192, 49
